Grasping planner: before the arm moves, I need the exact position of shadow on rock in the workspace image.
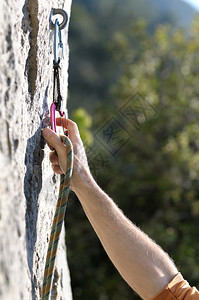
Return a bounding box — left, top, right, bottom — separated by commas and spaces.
24, 85, 49, 299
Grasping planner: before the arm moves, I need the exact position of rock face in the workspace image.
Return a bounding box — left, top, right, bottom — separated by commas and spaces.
0, 0, 72, 299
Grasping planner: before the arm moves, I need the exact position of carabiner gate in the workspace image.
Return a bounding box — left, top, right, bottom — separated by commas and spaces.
53, 19, 64, 64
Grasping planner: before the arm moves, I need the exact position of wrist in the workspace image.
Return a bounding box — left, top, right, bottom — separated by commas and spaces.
71, 158, 94, 195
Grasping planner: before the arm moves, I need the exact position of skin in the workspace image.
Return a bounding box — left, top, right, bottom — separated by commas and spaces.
42, 118, 178, 300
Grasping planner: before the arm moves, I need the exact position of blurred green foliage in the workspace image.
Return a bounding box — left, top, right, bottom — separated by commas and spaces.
66, 2, 199, 299
72, 108, 93, 145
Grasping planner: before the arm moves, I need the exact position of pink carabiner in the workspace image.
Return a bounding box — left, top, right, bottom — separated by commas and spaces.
50, 103, 68, 136
50, 102, 57, 132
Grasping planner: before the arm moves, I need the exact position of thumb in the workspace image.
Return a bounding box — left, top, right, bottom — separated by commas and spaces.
42, 128, 65, 154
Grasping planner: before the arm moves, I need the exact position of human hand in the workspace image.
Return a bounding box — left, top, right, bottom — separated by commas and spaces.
42, 118, 90, 192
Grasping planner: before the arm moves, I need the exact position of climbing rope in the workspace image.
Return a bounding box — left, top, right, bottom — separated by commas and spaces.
41, 135, 73, 299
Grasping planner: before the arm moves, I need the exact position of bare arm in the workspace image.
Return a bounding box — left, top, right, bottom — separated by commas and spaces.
42, 119, 178, 300
73, 168, 178, 300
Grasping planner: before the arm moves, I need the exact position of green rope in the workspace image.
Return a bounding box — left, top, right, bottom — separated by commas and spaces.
41, 135, 73, 299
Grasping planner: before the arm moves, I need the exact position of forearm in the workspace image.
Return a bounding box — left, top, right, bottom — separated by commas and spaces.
75, 167, 178, 300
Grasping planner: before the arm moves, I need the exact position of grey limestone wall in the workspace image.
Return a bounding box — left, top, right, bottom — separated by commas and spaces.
0, 0, 72, 299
